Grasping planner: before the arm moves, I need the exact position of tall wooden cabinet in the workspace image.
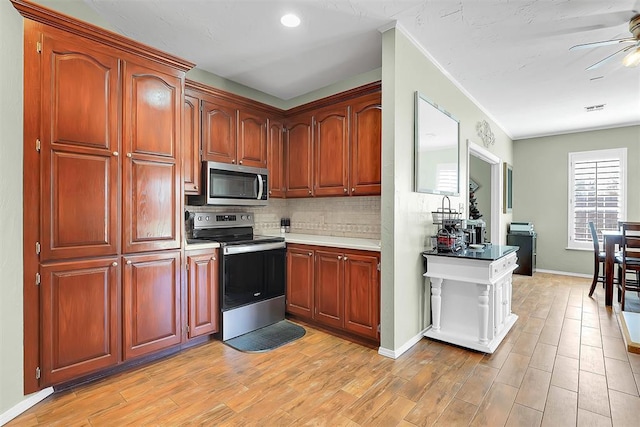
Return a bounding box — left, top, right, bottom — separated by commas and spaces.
314, 105, 350, 197
267, 119, 286, 198
285, 114, 314, 197
18, 1, 194, 390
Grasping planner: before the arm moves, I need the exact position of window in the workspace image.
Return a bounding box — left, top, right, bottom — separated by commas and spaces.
568, 148, 627, 250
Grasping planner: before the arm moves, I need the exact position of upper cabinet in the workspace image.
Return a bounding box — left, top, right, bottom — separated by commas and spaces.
238, 108, 268, 168
285, 113, 314, 197
202, 97, 237, 164
350, 92, 382, 196
267, 119, 286, 198
183, 93, 201, 195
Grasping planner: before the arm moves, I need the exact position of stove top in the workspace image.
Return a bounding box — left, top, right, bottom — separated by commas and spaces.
187, 234, 284, 246
186, 210, 284, 247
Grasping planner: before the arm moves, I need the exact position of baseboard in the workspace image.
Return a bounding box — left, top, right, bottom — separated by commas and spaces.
535, 269, 591, 279
0, 387, 53, 426
378, 327, 428, 359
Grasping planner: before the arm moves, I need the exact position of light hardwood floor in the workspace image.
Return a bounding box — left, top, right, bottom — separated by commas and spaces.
8, 273, 640, 426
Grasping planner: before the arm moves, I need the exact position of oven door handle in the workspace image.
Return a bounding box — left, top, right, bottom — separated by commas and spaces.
223, 241, 286, 255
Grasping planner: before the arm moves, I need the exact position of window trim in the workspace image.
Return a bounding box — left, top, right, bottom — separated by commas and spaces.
567, 148, 627, 250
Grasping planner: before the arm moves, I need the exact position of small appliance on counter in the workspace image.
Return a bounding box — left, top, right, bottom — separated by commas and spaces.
464, 219, 486, 245
509, 221, 535, 235
432, 196, 464, 252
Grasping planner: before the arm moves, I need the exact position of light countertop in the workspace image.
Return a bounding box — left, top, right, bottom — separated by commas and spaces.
262, 232, 381, 252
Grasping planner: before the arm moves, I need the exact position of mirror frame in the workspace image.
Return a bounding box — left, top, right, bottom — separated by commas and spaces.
503, 162, 513, 213
414, 91, 460, 196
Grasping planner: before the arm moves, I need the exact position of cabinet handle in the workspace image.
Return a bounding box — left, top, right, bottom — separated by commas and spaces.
239, 160, 243, 165
232, 159, 235, 163
194, 185, 198, 190
308, 190, 312, 195
126, 153, 132, 158
212, 256, 216, 261
308, 252, 312, 256
344, 256, 348, 261
126, 260, 132, 265
351, 188, 355, 192
112, 151, 119, 157
343, 188, 347, 193
112, 262, 118, 267
269, 190, 272, 195
338, 255, 342, 260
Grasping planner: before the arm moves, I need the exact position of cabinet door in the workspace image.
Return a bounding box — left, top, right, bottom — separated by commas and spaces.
183, 92, 201, 195
314, 105, 350, 197
314, 250, 344, 328
285, 114, 313, 197
343, 252, 379, 339
40, 258, 119, 386
187, 250, 219, 338
202, 98, 237, 164
268, 119, 286, 198
286, 246, 314, 318
238, 109, 267, 168
123, 251, 181, 359
40, 34, 120, 261
350, 93, 381, 196
122, 61, 182, 253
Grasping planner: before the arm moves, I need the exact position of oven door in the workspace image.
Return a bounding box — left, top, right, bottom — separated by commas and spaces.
221, 242, 286, 311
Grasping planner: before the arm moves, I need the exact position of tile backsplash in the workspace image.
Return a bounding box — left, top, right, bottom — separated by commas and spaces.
186, 196, 381, 240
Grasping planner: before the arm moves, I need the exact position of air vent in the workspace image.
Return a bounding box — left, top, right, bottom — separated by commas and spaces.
584, 104, 605, 112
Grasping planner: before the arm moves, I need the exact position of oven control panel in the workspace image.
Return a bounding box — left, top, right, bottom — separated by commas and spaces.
192, 211, 254, 229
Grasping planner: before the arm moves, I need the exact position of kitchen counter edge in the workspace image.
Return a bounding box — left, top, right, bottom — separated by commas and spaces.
264, 232, 381, 252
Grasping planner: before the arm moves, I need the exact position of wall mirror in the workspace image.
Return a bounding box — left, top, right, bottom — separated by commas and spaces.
414, 91, 460, 195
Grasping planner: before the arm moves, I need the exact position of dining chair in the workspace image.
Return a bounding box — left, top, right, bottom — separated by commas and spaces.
588, 221, 608, 297
616, 222, 640, 311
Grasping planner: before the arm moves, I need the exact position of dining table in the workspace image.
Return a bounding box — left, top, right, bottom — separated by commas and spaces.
602, 229, 623, 307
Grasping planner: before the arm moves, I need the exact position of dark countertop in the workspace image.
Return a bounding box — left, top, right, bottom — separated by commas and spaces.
422, 244, 519, 261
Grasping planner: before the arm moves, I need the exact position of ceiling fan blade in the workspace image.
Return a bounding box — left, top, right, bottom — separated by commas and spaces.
570, 37, 636, 50
585, 44, 636, 70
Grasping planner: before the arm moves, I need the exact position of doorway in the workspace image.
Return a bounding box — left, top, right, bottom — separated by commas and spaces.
468, 141, 501, 244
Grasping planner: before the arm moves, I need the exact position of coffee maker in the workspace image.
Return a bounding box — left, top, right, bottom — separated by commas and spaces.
464, 219, 486, 245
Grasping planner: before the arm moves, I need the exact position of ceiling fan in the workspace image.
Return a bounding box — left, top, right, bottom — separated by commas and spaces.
570, 14, 640, 70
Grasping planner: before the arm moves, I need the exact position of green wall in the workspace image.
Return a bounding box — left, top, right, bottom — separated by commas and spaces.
514, 126, 640, 275
379, 27, 513, 352
1, 0, 25, 417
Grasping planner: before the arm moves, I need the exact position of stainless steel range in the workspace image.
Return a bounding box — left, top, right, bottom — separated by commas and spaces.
186, 211, 286, 341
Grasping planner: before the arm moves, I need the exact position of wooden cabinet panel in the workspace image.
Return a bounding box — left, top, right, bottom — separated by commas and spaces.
350, 93, 381, 195
285, 114, 313, 197
238, 109, 267, 168
315, 250, 344, 328
123, 251, 181, 359
186, 250, 219, 338
183, 93, 201, 195
314, 106, 350, 197
268, 119, 285, 198
122, 61, 181, 253
40, 35, 119, 261
286, 245, 314, 317
344, 253, 379, 339
40, 258, 119, 385
202, 98, 237, 164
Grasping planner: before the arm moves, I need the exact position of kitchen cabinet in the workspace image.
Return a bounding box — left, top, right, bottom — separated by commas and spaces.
285, 114, 314, 197
183, 93, 201, 195
267, 119, 286, 198
21, 7, 193, 390
314, 105, 350, 197
286, 244, 380, 343
122, 60, 182, 254
350, 92, 382, 195
123, 251, 182, 360
40, 258, 119, 385
201, 96, 268, 168
186, 248, 220, 338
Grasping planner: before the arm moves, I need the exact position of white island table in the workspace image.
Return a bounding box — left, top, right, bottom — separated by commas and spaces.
422, 245, 519, 353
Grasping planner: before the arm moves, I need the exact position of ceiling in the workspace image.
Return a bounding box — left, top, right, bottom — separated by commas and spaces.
82, 0, 640, 140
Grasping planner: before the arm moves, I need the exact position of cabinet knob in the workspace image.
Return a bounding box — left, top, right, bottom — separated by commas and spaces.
308, 190, 312, 195
112, 261, 118, 267
194, 185, 198, 190
239, 160, 243, 165
126, 260, 132, 265
344, 256, 348, 261
308, 252, 312, 256
112, 151, 119, 157
269, 190, 272, 195
338, 255, 342, 260
232, 159, 235, 163
212, 256, 216, 261
351, 188, 355, 192
126, 153, 132, 158
343, 188, 347, 193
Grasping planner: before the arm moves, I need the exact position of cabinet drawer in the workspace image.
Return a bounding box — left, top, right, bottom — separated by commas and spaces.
489, 252, 517, 280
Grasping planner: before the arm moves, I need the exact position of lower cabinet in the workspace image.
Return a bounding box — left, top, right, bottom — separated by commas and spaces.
40, 257, 120, 385
123, 251, 182, 360
286, 244, 380, 342
186, 248, 220, 338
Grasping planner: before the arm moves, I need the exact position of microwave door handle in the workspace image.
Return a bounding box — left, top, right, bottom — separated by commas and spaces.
257, 174, 264, 200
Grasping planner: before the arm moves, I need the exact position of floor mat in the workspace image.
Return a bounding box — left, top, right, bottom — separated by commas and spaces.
223, 320, 306, 353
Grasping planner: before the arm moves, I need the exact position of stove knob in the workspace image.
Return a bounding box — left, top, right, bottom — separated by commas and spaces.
205, 216, 210, 221
247, 215, 251, 220
240, 215, 246, 220
197, 216, 202, 221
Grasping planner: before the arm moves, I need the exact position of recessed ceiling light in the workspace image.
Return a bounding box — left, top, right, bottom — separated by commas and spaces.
281, 13, 300, 28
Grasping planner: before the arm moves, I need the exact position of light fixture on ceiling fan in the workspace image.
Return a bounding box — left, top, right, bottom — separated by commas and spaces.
570, 14, 640, 70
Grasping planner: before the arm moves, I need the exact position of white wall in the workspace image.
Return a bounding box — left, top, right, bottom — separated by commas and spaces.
0, 0, 25, 416
379, 26, 513, 353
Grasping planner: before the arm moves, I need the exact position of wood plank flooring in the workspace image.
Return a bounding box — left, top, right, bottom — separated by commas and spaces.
8, 273, 640, 426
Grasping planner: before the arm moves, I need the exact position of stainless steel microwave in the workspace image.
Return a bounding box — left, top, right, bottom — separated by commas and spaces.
187, 161, 268, 206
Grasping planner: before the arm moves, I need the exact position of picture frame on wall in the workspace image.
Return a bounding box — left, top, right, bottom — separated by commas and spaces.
503, 162, 513, 213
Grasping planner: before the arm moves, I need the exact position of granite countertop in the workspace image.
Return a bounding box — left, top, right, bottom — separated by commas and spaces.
262, 232, 381, 252
422, 244, 518, 261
